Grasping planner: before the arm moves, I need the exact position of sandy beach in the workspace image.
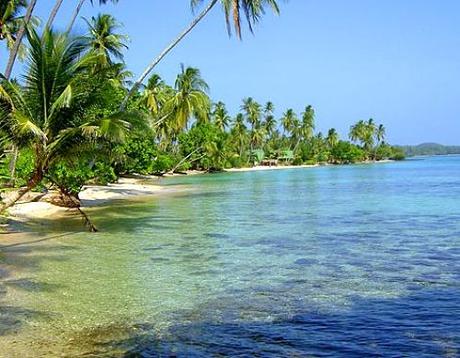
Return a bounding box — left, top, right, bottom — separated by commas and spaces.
4, 177, 171, 223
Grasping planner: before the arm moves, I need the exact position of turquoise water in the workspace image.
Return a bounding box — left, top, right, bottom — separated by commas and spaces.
0, 156, 459, 356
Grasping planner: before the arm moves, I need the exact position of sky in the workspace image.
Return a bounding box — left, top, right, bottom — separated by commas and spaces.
1, 0, 459, 145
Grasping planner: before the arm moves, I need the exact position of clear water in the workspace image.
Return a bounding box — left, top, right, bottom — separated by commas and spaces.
1, 156, 459, 357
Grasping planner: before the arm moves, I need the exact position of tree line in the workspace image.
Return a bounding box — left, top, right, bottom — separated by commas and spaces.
0, 0, 403, 229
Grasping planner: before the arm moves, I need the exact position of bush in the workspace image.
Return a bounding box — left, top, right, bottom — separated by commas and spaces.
330, 141, 366, 164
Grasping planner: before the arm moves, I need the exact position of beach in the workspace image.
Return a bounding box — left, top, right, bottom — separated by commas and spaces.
4, 177, 172, 224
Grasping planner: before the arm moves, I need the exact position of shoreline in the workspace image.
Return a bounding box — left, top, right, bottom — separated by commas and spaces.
224, 159, 393, 173
2, 160, 394, 229
3, 177, 180, 227
225, 164, 319, 172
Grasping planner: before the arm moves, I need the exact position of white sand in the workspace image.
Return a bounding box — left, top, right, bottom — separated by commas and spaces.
6, 177, 171, 222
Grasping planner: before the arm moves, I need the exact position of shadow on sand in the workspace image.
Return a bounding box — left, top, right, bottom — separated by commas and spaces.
0, 233, 71, 337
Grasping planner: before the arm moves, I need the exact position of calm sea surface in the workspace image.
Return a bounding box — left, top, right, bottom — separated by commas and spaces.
0, 156, 459, 357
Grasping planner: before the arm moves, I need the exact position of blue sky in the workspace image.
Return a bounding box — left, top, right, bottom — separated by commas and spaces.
1, 0, 459, 144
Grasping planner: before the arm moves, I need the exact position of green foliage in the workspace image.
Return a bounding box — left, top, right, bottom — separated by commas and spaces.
398, 143, 460, 157
116, 136, 157, 174
330, 141, 366, 164
49, 158, 117, 196
179, 122, 230, 170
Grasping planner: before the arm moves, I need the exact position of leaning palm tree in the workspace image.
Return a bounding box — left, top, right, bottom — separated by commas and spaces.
0, 29, 134, 216
121, 0, 281, 109
46, 0, 65, 29
83, 13, 128, 67
3, 0, 38, 184
4, 0, 37, 79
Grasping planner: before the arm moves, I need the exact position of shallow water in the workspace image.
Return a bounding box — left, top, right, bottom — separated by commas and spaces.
1, 156, 459, 357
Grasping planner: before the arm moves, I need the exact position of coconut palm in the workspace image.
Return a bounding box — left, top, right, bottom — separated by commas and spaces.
300, 105, 315, 141
263, 101, 276, 136
83, 13, 128, 67
232, 112, 247, 157
281, 108, 297, 138
349, 119, 375, 154
0, 0, 27, 53
140, 74, 171, 116
4, 0, 37, 79
163, 65, 210, 135
326, 128, 339, 148
67, 0, 120, 34
241, 97, 262, 158
46, 0, 64, 29
242, 97, 261, 129
0, 29, 135, 214
349, 120, 366, 143
121, 0, 281, 109
376, 124, 386, 144
212, 101, 231, 131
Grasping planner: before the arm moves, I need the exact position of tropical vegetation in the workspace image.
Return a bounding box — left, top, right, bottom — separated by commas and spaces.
0, 0, 404, 230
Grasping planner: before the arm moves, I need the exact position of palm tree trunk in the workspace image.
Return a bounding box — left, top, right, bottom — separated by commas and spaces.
4, 0, 37, 184
4, 0, 37, 79
120, 0, 218, 110
66, 0, 86, 34
46, 0, 65, 30
7, 146, 18, 187
0, 169, 43, 213
168, 147, 202, 174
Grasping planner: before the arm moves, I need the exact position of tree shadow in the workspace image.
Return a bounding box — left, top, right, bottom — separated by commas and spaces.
0, 234, 71, 337
71, 287, 460, 357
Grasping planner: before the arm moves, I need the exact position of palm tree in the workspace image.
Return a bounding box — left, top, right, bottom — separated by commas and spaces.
300, 105, 315, 141
349, 119, 375, 155
241, 97, 262, 159
4, 0, 37, 79
232, 112, 247, 157
281, 108, 297, 138
263, 101, 276, 137
0, 29, 134, 214
66, 0, 119, 34
242, 97, 261, 129
326, 128, 339, 148
3, 0, 37, 183
0, 0, 27, 53
376, 124, 386, 144
121, 0, 281, 109
46, 0, 65, 29
83, 13, 128, 67
264, 114, 277, 137
163, 65, 210, 135
349, 120, 366, 143
212, 101, 231, 131
140, 74, 171, 116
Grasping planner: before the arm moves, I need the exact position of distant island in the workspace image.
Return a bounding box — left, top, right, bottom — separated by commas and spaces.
397, 143, 460, 157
